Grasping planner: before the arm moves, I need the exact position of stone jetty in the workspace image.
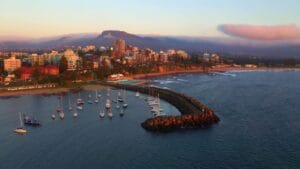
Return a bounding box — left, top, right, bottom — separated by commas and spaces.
104, 82, 220, 132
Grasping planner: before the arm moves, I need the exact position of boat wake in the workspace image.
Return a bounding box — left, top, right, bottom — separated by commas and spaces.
215, 72, 237, 77
176, 78, 188, 82
153, 80, 177, 85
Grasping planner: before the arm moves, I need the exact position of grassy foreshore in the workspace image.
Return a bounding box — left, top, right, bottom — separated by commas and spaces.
0, 84, 110, 97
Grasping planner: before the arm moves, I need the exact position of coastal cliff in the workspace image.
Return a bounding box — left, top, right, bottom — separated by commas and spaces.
104, 82, 220, 132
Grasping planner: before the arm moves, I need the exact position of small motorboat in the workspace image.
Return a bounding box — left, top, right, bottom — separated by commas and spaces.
23, 114, 42, 126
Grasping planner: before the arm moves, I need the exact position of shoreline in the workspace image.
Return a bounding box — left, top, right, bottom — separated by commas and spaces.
1, 67, 299, 97
129, 67, 300, 79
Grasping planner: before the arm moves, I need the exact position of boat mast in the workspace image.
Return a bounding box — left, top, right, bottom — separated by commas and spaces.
19, 112, 23, 127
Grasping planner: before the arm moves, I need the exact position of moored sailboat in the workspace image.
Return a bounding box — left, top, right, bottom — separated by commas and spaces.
119, 109, 124, 117
73, 111, 78, 118
77, 92, 84, 106
14, 112, 27, 134
94, 90, 99, 103
108, 109, 113, 118
88, 93, 93, 104
122, 90, 128, 108
68, 96, 73, 111
51, 114, 56, 120
59, 97, 65, 119
105, 99, 111, 109
98, 98, 105, 118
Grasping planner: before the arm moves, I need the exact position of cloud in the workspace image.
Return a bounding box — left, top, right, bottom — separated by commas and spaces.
218, 24, 300, 41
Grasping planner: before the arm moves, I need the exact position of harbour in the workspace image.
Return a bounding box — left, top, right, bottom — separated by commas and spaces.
1, 71, 300, 169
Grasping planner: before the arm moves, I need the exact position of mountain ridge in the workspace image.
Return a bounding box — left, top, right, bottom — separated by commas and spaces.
0, 30, 300, 58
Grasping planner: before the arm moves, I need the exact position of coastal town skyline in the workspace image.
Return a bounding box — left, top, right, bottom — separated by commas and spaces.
1, 1, 300, 169
1, 0, 300, 42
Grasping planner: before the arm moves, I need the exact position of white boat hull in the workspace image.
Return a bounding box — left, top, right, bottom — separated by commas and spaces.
14, 128, 27, 134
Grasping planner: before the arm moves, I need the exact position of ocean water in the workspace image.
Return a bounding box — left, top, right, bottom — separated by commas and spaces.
1, 71, 300, 169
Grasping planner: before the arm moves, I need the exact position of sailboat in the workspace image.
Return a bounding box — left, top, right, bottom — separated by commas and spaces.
106, 89, 110, 97
68, 96, 73, 111
14, 112, 27, 134
97, 91, 102, 98
99, 107, 105, 118
73, 111, 78, 118
77, 92, 84, 106
59, 110, 65, 119
59, 97, 65, 120
115, 94, 120, 109
94, 90, 99, 103
56, 96, 62, 112
151, 94, 165, 117
135, 92, 140, 97
88, 93, 93, 104
107, 109, 113, 118
98, 98, 105, 118
105, 99, 111, 109
122, 90, 128, 108
77, 105, 83, 111
51, 113, 56, 120
117, 91, 124, 102
119, 108, 124, 117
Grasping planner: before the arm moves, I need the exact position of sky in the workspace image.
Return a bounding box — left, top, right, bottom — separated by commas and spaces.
0, 0, 300, 39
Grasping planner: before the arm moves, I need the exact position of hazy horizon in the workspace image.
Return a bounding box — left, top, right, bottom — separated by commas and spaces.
1, 0, 300, 42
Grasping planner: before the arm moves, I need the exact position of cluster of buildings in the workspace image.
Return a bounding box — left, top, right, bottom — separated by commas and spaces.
111, 39, 190, 65
0, 50, 79, 82
0, 39, 200, 83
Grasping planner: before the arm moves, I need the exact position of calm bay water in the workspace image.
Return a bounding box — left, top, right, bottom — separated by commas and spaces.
1, 71, 300, 169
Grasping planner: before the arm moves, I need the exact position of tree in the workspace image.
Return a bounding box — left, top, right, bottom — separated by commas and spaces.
59, 56, 68, 73
13, 69, 21, 79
